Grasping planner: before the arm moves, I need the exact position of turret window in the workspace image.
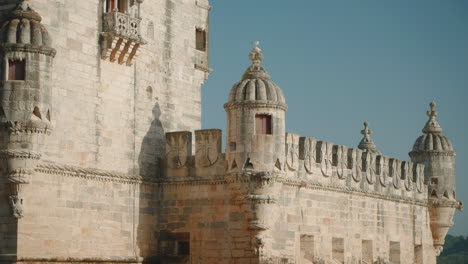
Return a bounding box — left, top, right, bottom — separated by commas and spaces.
105, 0, 131, 13
196, 28, 207, 51
255, 114, 272, 135
8, 60, 25, 81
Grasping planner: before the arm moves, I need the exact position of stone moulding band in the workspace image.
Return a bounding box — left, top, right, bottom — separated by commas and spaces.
34, 162, 427, 205
0, 43, 57, 57
0, 255, 147, 263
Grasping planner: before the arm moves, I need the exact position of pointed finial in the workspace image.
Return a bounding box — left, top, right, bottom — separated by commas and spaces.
249, 40, 264, 66
358, 121, 380, 154
423, 101, 442, 134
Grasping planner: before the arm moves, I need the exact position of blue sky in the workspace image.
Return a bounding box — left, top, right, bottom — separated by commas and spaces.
201, 1, 468, 235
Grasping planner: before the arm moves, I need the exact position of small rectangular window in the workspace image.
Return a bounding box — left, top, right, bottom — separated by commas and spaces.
431, 178, 438, 185
332, 237, 345, 263
389, 241, 401, 264
255, 114, 272, 135
8, 60, 25, 81
414, 245, 422, 264
196, 28, 206, 51
362, 240, 373, 263
300, 234, 315, 263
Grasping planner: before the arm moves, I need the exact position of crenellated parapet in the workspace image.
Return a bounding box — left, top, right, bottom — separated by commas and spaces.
0, 1, 55, 218
283, 134, 427, 201
164, 129, 225, 181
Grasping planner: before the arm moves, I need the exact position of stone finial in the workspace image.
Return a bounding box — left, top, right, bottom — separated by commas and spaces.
358, 121, 380, 154
249, 41, 264, 66
242, 41, 270, 80
423, 101, 443, 134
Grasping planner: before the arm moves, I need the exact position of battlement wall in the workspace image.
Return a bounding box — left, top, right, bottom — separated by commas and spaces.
163, 130, 427, 202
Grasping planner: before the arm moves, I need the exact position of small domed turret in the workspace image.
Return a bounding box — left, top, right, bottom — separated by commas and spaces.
224, 42, 287, 172
357, 121, 380, 154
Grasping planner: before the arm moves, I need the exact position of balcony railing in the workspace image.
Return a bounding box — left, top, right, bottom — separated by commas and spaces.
101, 10, 145, 66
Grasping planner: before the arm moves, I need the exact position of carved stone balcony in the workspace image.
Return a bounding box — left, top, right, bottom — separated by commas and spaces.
101, 11, 146, 66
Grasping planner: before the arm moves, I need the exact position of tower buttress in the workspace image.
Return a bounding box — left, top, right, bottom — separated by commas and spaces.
409, 102, 463, 256
0, 1, 56, 218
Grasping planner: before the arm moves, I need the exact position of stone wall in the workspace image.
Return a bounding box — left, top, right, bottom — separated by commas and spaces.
12, 164, 159, 262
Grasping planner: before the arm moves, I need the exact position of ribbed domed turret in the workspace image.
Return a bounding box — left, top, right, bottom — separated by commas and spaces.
0, 1, 54, 50
412, 102, 454, 152
226, 43, 286, 108
358, 121, 381, 154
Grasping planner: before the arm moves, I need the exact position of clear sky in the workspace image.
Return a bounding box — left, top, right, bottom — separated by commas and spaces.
201, 0, 468, 235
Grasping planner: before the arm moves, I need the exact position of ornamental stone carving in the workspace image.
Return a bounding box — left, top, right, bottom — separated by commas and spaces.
414, 163, 424, 193
350, 148, 363, 182
403, 161, 413, 191
363, 151, 376, 184
300, 137, 317, 174
377, 155, 389, 187
165, 131, 192, 169
334, 145, 348, 179
318, 141, 333, 177
285, 133, 300, 171
195, 129, 221, 167
390, 159, 402, 189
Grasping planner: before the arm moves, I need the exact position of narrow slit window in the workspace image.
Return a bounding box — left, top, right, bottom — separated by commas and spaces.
332, 237, 345, 263
255, 114, 272, 135
196, 28, 206, 51
8, 60, 25, 81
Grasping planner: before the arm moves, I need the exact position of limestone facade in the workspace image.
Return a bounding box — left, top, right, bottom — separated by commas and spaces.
0, 1, 463, 264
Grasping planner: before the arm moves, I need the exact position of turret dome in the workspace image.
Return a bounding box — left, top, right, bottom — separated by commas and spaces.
0, 1, 55, 52
411, 102, 454, 153
226, 43, 286, 109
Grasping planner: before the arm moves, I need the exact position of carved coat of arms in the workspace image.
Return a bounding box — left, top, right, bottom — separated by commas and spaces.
415, 164, 425, 193
195, 129, 221, 167
391, 159, 402, 189
335, 145, 348, 179
377, 156, 389, 187
166, 132, 191, 169
351, 148, 363, 182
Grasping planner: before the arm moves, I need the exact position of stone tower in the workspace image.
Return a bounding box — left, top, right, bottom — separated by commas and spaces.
224, 43, 287, 173
0, 0, 55, 219
409, 101, 463, 255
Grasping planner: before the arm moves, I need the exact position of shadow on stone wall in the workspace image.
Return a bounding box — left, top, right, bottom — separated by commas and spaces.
138, 103, 165, 178
136, 103, 164, 261
0, 177, 18, 262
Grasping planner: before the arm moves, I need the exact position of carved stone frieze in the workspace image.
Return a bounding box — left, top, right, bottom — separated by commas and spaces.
195, 129, 221, 167
165, 131, 192, 169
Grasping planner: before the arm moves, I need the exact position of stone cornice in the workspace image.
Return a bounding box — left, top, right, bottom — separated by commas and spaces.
0, 43, 56, 57
34, 162, 429, 206
224, 100, 288, 111
409, 150, 456, 157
